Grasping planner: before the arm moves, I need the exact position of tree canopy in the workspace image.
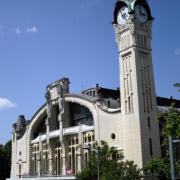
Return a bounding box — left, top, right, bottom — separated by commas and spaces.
76, 141, 141, 180
0, 140, 11, 180
174, 83, 180, 92
144, 105, 180, 179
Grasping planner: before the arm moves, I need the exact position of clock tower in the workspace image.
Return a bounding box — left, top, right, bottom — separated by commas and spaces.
113, 0, 161, 168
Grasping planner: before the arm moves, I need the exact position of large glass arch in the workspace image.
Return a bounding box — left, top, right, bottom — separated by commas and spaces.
68, 102, 94, 127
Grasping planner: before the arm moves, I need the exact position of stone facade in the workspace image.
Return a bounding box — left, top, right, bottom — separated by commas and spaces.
10, 81, 124, 178
10, 0, 178, 179
114, 15, 161, 168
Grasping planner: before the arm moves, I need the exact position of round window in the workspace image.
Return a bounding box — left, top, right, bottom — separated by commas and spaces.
111, 133, 116, 140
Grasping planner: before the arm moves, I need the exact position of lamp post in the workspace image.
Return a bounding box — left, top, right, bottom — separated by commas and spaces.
169, 136, 180, 180
83, 144, 100, 180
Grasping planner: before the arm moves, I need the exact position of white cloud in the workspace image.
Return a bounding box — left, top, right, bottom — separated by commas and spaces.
14, 28, 21, 35
174, 48, 180, 55
26, 26, 38, 33
0, 97, 16, 110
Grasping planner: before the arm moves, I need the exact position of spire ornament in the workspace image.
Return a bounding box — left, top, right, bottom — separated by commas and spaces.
125, 0, 136, 11
118, 0, 136, 11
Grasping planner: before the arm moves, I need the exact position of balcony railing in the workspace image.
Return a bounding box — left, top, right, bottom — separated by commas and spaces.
31, 124, 94, 144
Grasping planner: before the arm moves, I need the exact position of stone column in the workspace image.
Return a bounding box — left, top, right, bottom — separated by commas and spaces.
37, 158, 41, 176
38, 134, 43, 176
58, 86, 66, 175
46, 103, 52, 144
58, 91, 64, 142
61, 144, 66, 175
48, 146, 53, 175
48, 142, 56, 175
77, 124, 83, 172
29, 129, 34, 176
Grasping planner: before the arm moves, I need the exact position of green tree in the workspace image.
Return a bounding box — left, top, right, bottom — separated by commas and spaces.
0, 140, 12, 180
76, 141, 141, 180
174, 83, 180, 92
144, 105, 180, 179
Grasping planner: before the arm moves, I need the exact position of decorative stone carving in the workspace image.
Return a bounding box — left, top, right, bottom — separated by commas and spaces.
14, 115, 27, 139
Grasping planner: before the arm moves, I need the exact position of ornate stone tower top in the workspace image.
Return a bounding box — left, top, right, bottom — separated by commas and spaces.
13, 115, 27, 140
45, 77, 70, 103
113, 0, 153, 25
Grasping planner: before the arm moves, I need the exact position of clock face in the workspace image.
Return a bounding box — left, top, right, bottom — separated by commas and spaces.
134, 5, 148, 23
117, 6, 129, 25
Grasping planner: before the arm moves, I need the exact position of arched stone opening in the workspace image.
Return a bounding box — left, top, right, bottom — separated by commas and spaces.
68, 102, 94, 127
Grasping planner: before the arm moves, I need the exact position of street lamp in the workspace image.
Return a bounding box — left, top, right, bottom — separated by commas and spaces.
169, 136, 180, 180
82, 144, 100, 180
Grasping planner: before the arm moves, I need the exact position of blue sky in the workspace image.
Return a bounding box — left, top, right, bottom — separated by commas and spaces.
0, 0, 180, 144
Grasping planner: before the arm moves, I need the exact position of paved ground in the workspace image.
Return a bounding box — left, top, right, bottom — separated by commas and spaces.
7, 176, 76, 180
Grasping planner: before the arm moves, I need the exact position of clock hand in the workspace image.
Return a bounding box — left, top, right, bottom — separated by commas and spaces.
120, 11, 125, 19
141, 13, 146, 16
121, 12, 126, 19
140, 6, 143, 14
140, 6, 146, 16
